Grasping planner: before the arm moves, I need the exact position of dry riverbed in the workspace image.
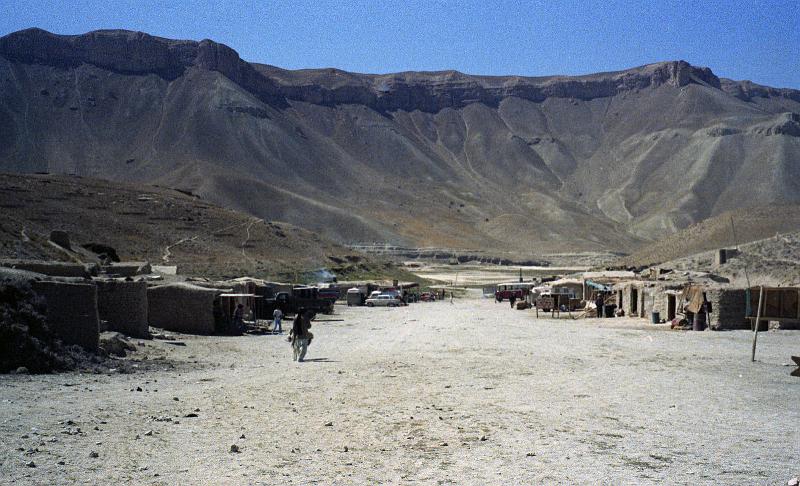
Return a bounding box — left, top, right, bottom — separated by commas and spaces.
2, 297, 799, 484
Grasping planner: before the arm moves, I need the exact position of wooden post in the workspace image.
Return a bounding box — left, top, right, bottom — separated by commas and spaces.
751, 286, 764, 362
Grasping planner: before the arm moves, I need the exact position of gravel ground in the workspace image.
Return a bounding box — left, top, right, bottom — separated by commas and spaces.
1, 296, 799, 485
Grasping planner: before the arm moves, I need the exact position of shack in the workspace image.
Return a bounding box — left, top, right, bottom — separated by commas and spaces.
747, 286, 800, 330
548, 278, 581, 299
219, 293, 261, 325
615, 277, 749, 330
147, 283, 229, 334
95, 279, 149, 338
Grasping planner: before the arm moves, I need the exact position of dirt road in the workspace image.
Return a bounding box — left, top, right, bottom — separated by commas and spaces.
2, 298, 799, 484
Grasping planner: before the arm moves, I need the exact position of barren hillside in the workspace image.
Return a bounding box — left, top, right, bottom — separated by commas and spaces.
1, 29, 799, 253
657, 230, 800, 287
0, 173, 384, 280
618, 204, 800, 267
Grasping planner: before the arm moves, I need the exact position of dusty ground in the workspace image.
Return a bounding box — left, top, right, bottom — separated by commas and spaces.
2, 297, 799, 485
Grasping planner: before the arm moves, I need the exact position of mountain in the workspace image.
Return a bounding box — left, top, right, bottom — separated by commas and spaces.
0, 173, 388, 281
1, 28, 799, 254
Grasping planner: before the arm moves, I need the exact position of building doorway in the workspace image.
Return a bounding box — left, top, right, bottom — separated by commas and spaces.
667, 294, 676, 320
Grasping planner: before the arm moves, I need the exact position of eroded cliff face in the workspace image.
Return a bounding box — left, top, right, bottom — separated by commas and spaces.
0, 29, 286, 106
258, 59, 723, 113
1, 28, 799, 253
0, 28, 726, 112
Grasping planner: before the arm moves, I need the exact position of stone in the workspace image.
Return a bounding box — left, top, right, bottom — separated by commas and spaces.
89, 451, 99, 458
324, 421, 333, 426
230, 444, 240, 453
26, 461, 36, 467
15, 367, 28, 374
788, 477, 799, 486
99, 332, 136, 357
143, 430, 153, 436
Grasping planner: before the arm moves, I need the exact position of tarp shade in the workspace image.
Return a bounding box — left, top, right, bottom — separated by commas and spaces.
585, 280, 612, 292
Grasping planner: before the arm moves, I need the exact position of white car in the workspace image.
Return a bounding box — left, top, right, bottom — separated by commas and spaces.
365, 294, 402, 307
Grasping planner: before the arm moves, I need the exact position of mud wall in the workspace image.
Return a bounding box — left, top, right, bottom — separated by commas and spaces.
31, 280, 99, 350
96, 279, 149, 338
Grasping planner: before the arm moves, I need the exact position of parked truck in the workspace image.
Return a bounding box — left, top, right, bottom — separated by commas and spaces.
263, 286, 335, 316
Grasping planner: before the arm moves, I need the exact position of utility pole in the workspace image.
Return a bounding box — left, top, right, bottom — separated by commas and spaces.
751, 286, 764, 362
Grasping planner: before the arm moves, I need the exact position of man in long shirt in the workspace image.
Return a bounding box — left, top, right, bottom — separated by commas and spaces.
289, 311, 313, 362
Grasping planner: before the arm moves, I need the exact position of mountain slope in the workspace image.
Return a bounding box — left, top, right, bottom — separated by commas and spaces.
1, 28, 799, 254
617, 204, 800, 268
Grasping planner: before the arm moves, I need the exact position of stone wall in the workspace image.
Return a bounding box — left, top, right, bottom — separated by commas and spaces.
31, 280, 99, 350
96, 279, 149, 338
707, 288, 748, 330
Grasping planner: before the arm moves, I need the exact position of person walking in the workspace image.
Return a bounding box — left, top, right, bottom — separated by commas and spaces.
272, 307, 283, 334
289, 311, 312, 362
509, 295, 517, 309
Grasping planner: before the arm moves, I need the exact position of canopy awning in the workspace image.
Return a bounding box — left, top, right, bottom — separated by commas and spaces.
585, 280, 613, 292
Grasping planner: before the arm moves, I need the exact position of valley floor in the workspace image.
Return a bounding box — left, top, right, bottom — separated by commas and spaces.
1, 297, 799, 484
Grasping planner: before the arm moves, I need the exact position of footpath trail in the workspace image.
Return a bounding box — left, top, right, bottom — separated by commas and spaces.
1, 298, 799, 484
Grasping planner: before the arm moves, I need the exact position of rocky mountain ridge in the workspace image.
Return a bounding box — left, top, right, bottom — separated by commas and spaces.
5, 28, 787, 112
1, 28, 799, 254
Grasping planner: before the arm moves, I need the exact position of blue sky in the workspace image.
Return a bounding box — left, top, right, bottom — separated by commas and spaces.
2, 0, 798, 88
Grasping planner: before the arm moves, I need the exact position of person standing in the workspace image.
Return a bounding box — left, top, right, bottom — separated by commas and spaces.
289, 311, 312, 362
233, 304, 245, 331
595, 293, 604, 318
693, 293, 711, 331
509, 294, 517, 309
272, 307, 283, 334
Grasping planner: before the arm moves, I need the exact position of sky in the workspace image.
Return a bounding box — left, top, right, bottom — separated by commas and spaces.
1, 0, 798, 88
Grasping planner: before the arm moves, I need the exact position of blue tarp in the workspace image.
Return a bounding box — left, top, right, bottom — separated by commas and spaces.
585, 280, 613, 292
